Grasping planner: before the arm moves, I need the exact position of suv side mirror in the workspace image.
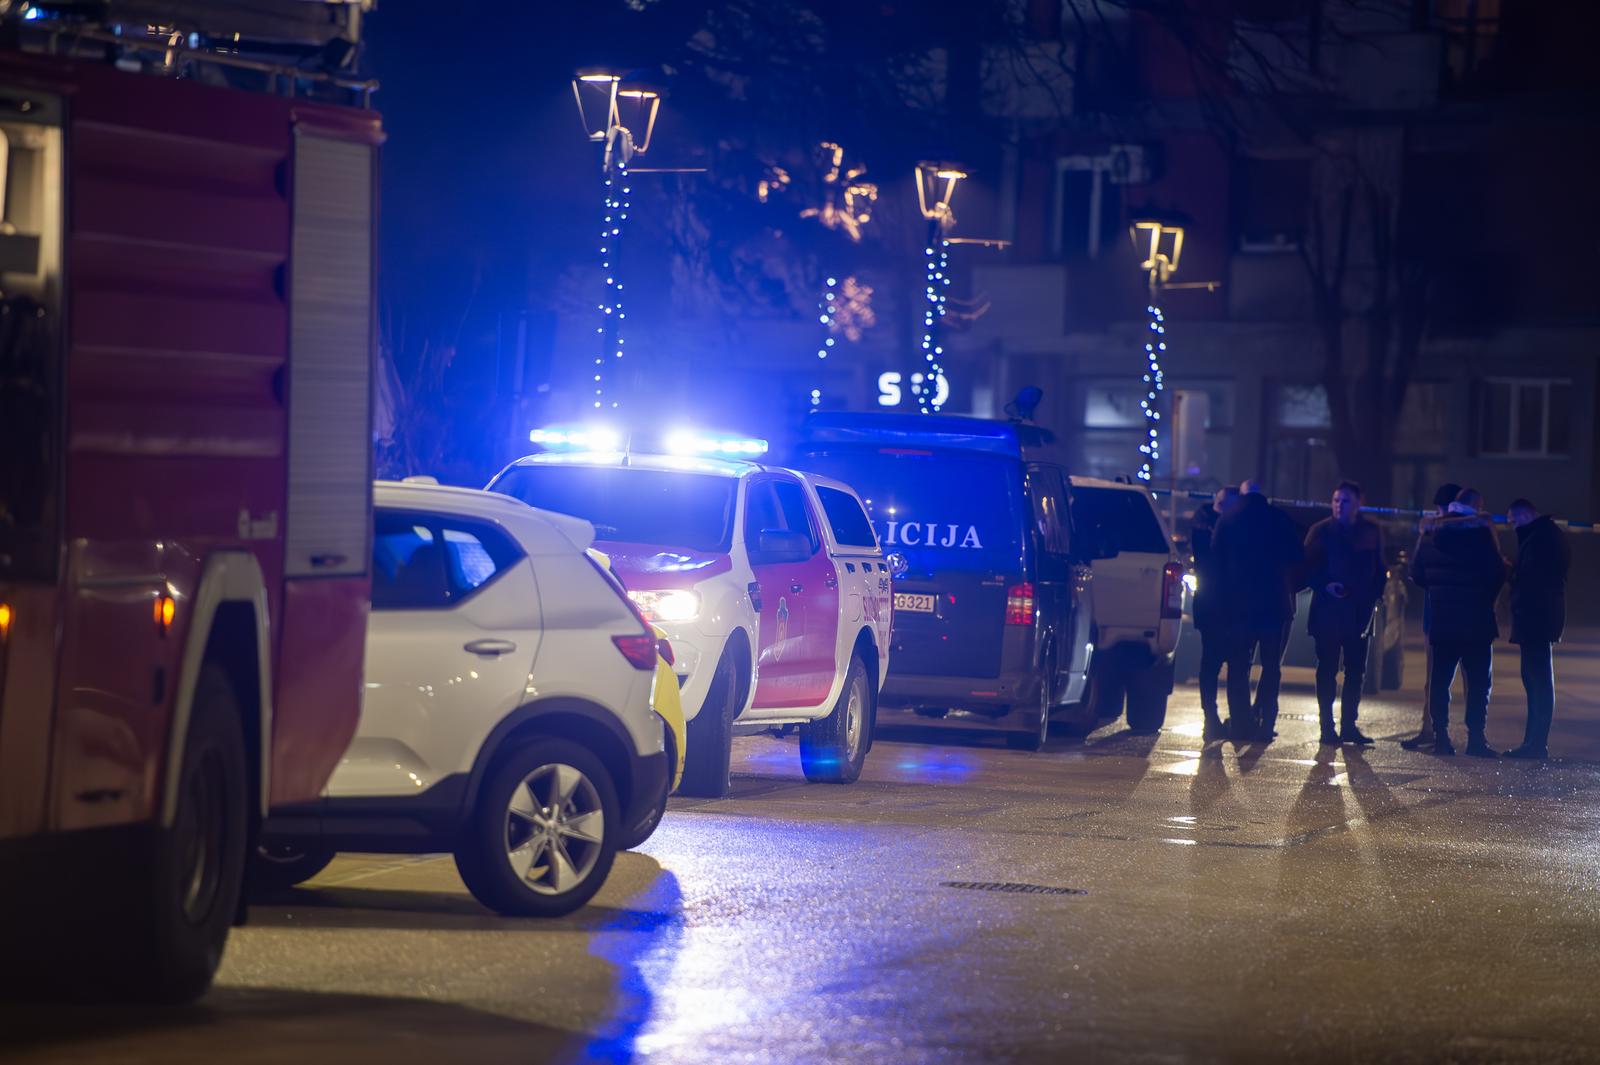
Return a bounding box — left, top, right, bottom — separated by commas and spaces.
752, 529, 811, 565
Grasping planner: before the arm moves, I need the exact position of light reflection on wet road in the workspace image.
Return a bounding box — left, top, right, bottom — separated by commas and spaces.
5, 645, 1600, 1063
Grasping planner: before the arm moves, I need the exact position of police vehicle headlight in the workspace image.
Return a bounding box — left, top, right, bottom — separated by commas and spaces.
628, 589, 701, 623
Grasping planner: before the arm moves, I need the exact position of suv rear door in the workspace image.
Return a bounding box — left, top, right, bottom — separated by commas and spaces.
1028, 465, 1092, 699
1068, 483, 1172, 634
350, 508, 538, 796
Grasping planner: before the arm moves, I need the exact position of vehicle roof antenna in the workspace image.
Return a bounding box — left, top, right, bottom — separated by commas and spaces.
1004, 385, 1043, 423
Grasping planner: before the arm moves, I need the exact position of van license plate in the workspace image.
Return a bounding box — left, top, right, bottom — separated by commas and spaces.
894, 593, 935, 614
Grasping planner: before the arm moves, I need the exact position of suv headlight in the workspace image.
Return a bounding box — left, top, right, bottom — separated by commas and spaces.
628, 589, 701, 623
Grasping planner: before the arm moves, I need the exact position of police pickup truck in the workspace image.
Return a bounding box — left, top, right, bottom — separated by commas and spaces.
489, 430, 892, 796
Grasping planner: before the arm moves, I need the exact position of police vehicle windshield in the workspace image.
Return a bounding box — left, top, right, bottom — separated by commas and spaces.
492, 465, 737, 553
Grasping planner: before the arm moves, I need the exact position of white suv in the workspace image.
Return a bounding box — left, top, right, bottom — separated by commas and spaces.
488, 449, 892, 796
254, 482, 668, 917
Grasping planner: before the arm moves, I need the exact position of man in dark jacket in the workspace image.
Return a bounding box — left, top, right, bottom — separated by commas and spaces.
1212, 480, 1305, 742
1401, 482, 1463, 750
1190, 485, 1241, 742
1505, 499, 1570, 760
1303, 481, 1385, 746
1409, 488, 1507, 756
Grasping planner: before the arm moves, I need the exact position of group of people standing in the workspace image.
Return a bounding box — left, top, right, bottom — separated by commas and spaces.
1189, 480, 1571, 759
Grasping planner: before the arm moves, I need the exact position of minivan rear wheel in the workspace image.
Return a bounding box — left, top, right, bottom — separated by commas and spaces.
1007, 651, 1054, 752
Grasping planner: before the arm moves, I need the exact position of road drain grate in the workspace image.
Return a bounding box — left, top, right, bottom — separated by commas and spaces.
941, 881, 1087, 896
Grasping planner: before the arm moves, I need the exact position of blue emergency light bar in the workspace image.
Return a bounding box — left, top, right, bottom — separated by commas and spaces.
663, 430, 769, 457
529, 425, 624, 451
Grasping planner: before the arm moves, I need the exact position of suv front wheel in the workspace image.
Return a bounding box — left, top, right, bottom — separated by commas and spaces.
679, 645, 741, 797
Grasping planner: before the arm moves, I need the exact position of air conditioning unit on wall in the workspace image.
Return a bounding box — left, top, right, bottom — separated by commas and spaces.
1106, 145, 1149, 185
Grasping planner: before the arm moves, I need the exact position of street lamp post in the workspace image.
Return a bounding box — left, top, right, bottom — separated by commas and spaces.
914, 161, 966, 413
572, 70, 661, 412
1127, 217, 1185, 484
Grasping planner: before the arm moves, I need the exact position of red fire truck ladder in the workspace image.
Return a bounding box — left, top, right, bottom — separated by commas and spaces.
2, 0, 377, 106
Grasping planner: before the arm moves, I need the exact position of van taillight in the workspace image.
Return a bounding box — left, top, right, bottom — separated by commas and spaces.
1162, 562, 1185, 619
1005, 582, 1035, 626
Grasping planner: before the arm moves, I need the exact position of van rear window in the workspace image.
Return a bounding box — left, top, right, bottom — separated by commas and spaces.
796, 447, 1022, 571
1069, 485, 1169, 555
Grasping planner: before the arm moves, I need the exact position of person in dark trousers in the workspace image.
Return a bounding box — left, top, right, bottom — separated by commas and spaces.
1190, 485, 1242, 742
1303, 481, 1385, 746
1212, 480, 1304, 742
1400, 482, 1462, 751
1505, 498, 1570, 760
1409, 488, 1507, 756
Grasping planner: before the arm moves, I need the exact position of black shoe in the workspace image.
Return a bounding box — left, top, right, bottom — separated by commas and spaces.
1399, 732, 1434, 751
1505, 745, 1548, 761
1431, 736, 1456, 756
1227, 718, 1253, 743
1202, 718, 1228, 743
1253, 725, 1277, 744
1341, 726, 1375, 747
1465, 736, 1499, 758
1319, 728, 1342, 746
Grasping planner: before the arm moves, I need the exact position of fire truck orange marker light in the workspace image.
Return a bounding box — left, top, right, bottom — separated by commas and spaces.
154, 594, 175, 633
0, 602, 12, 639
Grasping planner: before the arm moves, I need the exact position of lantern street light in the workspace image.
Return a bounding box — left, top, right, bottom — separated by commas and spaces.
1130, 218, 1185, 294
571, 70, 663, 411
571, 70, 660, 175
913, 161, 967, 413
1127, 216, 1186, 484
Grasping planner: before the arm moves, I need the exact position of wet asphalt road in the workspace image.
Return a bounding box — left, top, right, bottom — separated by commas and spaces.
5, 639, 1600, 1064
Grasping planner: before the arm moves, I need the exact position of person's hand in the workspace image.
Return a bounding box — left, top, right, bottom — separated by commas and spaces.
1327, 582, 1347, 599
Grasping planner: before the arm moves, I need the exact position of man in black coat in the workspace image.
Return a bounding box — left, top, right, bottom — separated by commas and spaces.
1409, 488, 1507, 756
1212, 480, 1305, 742
1401, 482, 1463, 750
1505, 499, 1570, 760
1303, 481, 1385, 747
1190, 485, 1241, 742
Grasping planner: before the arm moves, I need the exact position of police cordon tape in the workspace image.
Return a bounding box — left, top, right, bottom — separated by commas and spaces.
1147, 488, 1600, 534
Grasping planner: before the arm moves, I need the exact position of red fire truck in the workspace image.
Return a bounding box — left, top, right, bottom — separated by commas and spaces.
0, 5, 379, 1000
